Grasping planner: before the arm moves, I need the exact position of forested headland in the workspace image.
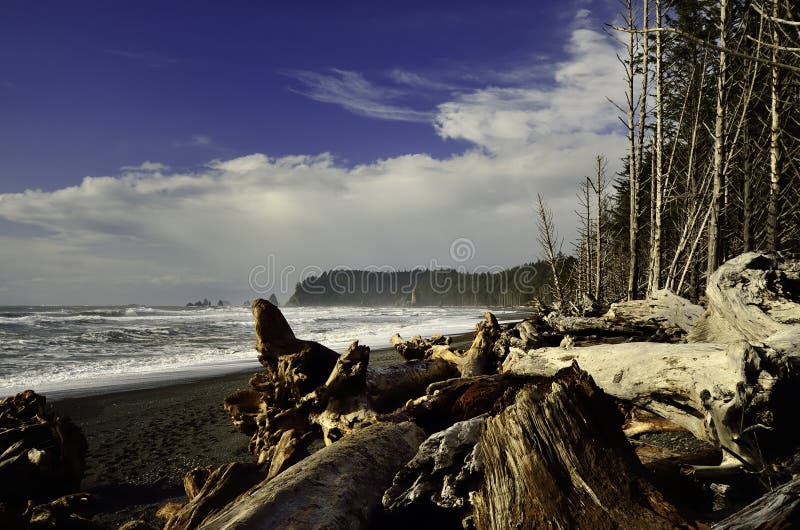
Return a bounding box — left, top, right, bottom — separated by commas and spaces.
286, 260, 572, 307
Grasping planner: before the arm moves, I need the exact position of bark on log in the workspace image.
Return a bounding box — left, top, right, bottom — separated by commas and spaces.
712, 476, 800, 529
390, 333, 450, 361
197, 422, 426, 530
383, 415, 485, 523
460, 312, 502, 377
0, 390, 87, 503
386, 374, 527, 434
502, 334, 800, 468
473, 364, 693, 529
366, 361, 459, 412
164, 463, 264, 530
544, 313, 653, 338
252, 298, 338, 369
607, 289, 705, 334
688, 252, 800, 343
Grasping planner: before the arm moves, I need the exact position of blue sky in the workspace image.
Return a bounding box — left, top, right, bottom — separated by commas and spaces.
0, 0, 626, 304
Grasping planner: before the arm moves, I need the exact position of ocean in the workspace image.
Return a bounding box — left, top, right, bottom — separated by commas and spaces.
0, 305, 523, 398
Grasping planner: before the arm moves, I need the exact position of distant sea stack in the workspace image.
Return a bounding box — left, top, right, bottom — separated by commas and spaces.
268, 294, 279, 306
186, 298, 230, 307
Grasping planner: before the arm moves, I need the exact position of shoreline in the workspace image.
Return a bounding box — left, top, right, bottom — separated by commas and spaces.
49, 332, 478, 527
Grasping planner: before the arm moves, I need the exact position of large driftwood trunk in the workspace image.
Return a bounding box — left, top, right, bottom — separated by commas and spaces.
711, 476, 800, 529
472, 365, 691, 529
502, 337, 799, 468
505, 253, 800, 468
689, 252, 800, 343
606, 288, 705, 334
197, 422, 425, 530
382, 416, 485, 527
237, 301, 463, 467
164, 463, 264, 530
252, 298, 339, 366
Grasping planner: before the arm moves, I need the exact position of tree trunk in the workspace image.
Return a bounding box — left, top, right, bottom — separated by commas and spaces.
768, 0, 782, 253
650, 0, 664, 295
196, 422, 426, 530
708, 0, 729, 283
472, 365, 692, 529
712, 476, 800, 529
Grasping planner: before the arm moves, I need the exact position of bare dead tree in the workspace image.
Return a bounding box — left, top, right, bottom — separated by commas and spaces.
708, 0, 730, 284
536, 194, 565, 309
768, 0, 783, 252
591, 156, 607, 301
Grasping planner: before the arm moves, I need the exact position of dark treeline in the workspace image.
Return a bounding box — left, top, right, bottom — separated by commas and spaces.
538, 0, 800, 306
286, 259, 574, 307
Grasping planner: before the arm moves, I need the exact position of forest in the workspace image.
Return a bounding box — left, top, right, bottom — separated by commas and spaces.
286, 261, 569, 307
537, 0, 800, 307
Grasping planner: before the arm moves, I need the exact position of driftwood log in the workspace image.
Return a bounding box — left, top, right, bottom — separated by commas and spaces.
472, 364, 692, 529
382, 415, 485, 527
505, 252, 800, 471
689, 252, 800, 343
235, 300, 461, 468
164, 463, 264, 530
711, 476, 800, 529
0, 390, 87, 503
502, 338, 798, 469
197, 422, 425, 530
607, 288, 705, 334
390, 333, 450, 361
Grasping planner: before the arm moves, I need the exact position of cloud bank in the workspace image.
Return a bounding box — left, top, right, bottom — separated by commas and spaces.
0, 21, 625, 304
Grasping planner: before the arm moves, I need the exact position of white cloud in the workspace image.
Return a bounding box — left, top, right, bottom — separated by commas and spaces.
0, 17, 625, 304
282, 68, 433, 122
387, 69, 455, 91
120, 161, 170, 172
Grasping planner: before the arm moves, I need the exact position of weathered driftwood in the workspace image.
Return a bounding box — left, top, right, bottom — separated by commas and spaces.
302, 341, 460, 445
22, 492, 98, 530
502, 335, 798, 468
689, 252, 800, 343
184, 466, 214, 501
544, 313, 653, 338
383, 415, 485, 525
197, 422, 426, 530
607, 288, 705, 334
252, 298, 339, 366
711, 476, 800, 529
164, 463, 264, 530
460, 312, 502, 377
385, 374, 527, 434
473, 365, 692, 529
306, 341, 375, 445
222, 390, 265, 435
239, 306, 459, 466
366, 361, 459, 412
0, 390, 87, 504
390, 333, 450, 361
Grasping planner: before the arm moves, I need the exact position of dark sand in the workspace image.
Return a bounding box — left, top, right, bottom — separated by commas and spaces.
54, 369, 255, 527
50, 336, 477, 527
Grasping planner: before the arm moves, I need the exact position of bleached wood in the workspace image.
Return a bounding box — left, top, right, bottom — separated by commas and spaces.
502, 331, 798, 467
688, 253, 800, 343
606, 289, 704, 333
197, 422, 426, 530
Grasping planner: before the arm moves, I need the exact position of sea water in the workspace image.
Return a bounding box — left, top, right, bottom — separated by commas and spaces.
0, 305, 521, 397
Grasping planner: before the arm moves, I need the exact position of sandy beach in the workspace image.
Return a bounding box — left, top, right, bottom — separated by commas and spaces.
54, 369, 254, 527
50, 334, 476, 527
